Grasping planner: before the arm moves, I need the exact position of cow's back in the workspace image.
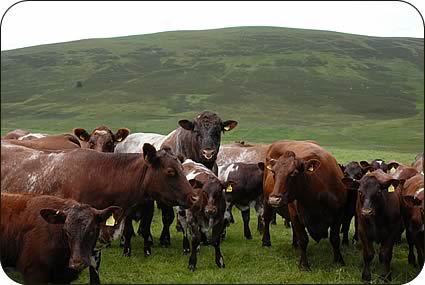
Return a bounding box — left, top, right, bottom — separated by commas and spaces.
217, 143, 269, 169
115, 132, 166, 153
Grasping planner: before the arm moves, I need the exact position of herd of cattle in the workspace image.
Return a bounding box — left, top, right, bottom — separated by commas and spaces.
0, 110, 423, 284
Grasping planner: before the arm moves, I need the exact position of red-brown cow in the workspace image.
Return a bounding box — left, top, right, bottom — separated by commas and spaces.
263, 140, 346, 270
1, 193, 122, 285
347, 170, 404, 282
73, 126, 130, 152
1, 142, 198, 257
400, 173, 424, 268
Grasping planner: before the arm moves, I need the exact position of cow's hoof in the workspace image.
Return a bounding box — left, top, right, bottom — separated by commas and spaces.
298, 263, 310, 271
123, 249, 131, 257
216, 256, 225, 268
262, 241, 271, 247
188, 264, 196, 271
144, 248, 151, 257
245, 234, 253, 240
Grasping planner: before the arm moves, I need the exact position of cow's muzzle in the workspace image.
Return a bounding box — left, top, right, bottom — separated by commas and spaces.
269, 195, 283, 207
361, 208, 375, 217
205, 206, 217, 217
69, 258, 88, 271
201, 149, 216, 160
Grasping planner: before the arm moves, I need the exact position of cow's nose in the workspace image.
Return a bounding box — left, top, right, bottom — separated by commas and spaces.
202, 149, 216, 160
205, 206, 217, 216
361, 208, 374, 217
268, 195, 282, 207
69, 259, 86, 271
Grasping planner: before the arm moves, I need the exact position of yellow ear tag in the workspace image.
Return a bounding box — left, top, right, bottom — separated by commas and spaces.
266, 164, 273, 170
390, 167, 396, 174
105, 215, 116, 227
224, 126, 231, 131
308, 165, 314, 172
226, 184, 233, 193
388, 184, 395, 193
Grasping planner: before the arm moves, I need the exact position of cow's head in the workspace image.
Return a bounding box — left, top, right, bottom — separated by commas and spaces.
341, 161, 374, 191
356, 170, 403, 218
142, 143, 199, 208
360, 159, 388, 173
267, 151, 320, 207
189, 176, 230, 219
40, 204, 122, 271
73, 126, 130, 152
178, 111, 237, 165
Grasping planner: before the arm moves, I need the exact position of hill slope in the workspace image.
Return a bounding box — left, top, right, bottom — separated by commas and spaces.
1, 27, 423, 153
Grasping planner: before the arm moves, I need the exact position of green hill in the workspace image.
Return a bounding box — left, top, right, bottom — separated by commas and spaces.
1, 27, 423, 154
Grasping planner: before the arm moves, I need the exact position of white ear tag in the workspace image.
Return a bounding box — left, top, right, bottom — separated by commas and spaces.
308, 165, 314, 172
224, 126, 230, 131
388, 184, 395, 193
105, 215, 116, 227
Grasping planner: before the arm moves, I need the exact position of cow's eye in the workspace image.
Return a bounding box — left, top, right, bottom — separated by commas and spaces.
166, 168, 176, 177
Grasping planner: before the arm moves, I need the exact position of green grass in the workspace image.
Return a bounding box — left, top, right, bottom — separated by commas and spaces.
5, 206, 422, 284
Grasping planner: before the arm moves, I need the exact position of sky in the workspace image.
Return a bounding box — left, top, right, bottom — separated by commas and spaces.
0, 1, 424, 51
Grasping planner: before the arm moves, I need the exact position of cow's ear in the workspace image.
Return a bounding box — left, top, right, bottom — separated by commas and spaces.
222, 120, 238, 132
189, 179, 203, 189
387, 162, 399, 174
258, 162, 265, 171
305, 159, 320, 174
383, 179, 401, 192
265, 158, 277, 171
73, 128, 90, 142
179, 120, 194, 131
142, 143, 159, 166
40, 209, 67, 224
342, 177, 359, 189
223, 181, 235, 193
114, 128, 130, 143
362, 166, 375, 175
338, 163, 345, 173
96, 206, 123, 226
360, 161, 370, 168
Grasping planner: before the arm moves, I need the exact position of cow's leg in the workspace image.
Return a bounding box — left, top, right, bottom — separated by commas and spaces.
221, 202, 233, 240
271, 208, 277, 225
330, 219, 345, 265
360, 234, 375, 281
177, 208, 190, 254
291, 214, 310, 270
212, 221, 225, 268
353, 213, 359, 244
406, 229, 417, 266
139, 200, 154, 256
379, 238, 395, 282
122, 217, 133, 256
241, 209, 252, 240
341, 214, 350, 246
89, 248, 101, 285
415, 231, 424, 268
254, 197, 264, 234
291, 222, 298, 249
158, 202, 174, 247
262, 200, 273, 247
188, 221, 201, 271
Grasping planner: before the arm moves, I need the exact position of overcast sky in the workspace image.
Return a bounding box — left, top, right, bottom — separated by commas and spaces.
0, 1, 424, 51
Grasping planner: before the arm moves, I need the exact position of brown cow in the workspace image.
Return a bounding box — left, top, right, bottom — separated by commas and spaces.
1, 142, 198, 257
177, 159, 230, 271
2, 133, 81, 151
346, 170, 404, 282
73, 126, 130, 152
387, 161, 418, 180
400, 173, 424, 268
1, 193, 122, 285
263, 140, 346, 270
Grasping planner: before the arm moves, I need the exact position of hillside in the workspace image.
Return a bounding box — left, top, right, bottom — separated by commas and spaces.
1, 27, 423, 154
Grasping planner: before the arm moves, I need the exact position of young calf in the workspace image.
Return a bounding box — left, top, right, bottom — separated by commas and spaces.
347, 170, 404, 282
400, 173, 424, 268
219, 162, 265, 239
177, 159, 230, 271
1, 193, 122, 285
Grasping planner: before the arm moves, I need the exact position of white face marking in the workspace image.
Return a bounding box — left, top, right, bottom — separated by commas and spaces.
18, 133, 47, 140
376, 160, 383, 165
94, 130, 108, 135
111, 219, 125, 241
415, 188, 424, 197
219, 163, 238, 182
